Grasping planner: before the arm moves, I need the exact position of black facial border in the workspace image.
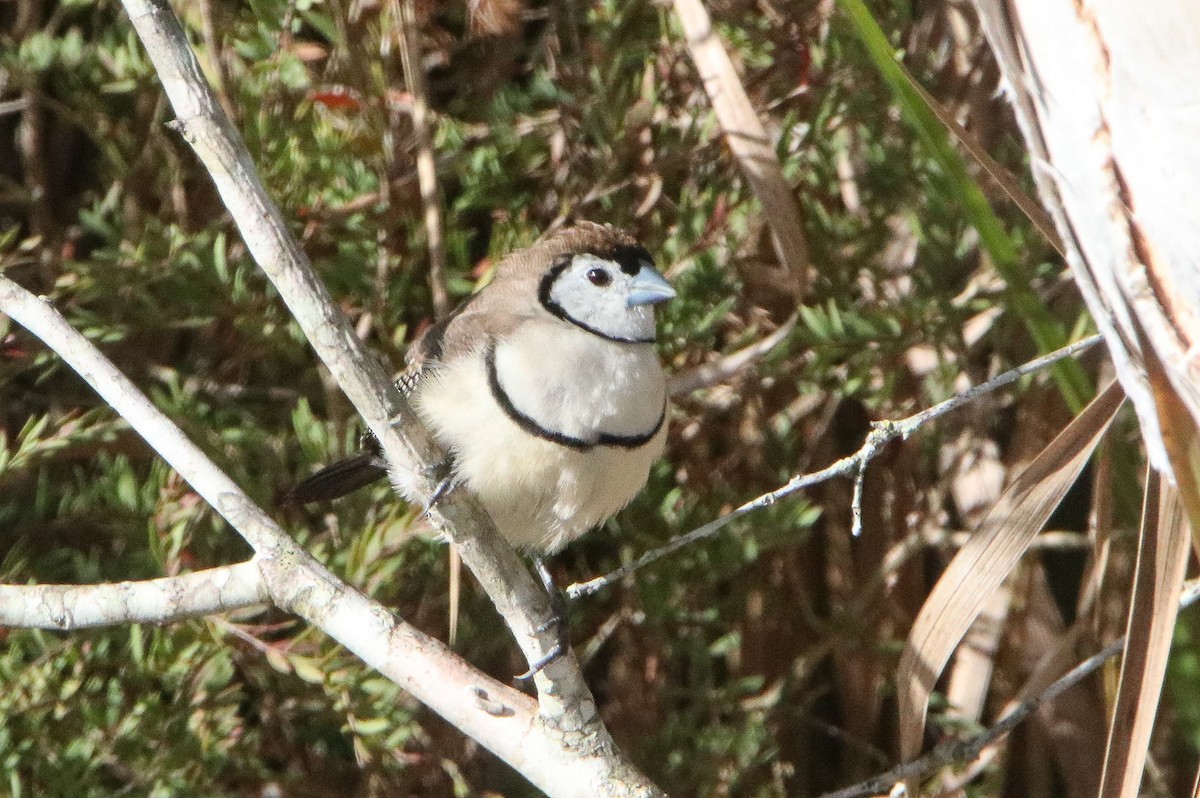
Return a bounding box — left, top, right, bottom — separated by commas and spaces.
537, 253, 658, 345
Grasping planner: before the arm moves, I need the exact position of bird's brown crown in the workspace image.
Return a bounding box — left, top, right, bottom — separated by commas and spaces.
495, 222, 652, 282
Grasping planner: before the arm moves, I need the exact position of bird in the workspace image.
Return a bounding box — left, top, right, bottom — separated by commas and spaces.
286, 222, 676, 556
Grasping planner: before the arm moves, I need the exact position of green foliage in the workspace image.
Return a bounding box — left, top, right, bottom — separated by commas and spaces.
835, 0, 1091, 410
1167, 606, 1200, 755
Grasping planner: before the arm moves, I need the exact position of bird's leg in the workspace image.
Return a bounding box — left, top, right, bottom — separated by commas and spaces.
532, 555, 570, 637
421, 458, 458, 517
515, 555, 571, 680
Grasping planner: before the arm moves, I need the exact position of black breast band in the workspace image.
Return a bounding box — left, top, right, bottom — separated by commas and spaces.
484, 343, 665, 452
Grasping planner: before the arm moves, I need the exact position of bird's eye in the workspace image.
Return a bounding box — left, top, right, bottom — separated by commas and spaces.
587, 268, 612, 287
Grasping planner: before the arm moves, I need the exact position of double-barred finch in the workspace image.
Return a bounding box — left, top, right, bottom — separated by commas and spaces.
287, 223, 675, 554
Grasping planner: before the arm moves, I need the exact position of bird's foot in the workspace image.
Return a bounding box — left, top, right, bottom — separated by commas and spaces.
515, 556, 571, 681
421, 461, 458, 516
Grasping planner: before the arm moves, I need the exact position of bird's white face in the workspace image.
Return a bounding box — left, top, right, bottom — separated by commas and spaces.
543, 252, 676, 344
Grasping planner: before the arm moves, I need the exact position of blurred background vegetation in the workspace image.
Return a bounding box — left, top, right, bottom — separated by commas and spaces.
1, 0, 1197, 795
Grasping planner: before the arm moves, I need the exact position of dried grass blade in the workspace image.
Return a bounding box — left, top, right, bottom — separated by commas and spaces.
898, 68, 1062, 257
672, 0, 810, 294
394, 0, 450, 319
944, 581, 1012, 730
1099, 344, 1200, 797
1097, 470, 1187, 798
897, 380, 1126, 761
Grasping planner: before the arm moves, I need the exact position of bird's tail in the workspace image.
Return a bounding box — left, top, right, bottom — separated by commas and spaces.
282, 453, 388, 505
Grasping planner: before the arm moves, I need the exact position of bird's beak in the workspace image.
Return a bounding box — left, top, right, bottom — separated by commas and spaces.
627, 266, 677, 307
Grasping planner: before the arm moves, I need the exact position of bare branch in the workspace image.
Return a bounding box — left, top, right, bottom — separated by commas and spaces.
0, 561, 267, 629
0, 97, 29, 117
893, 335, 1103, 437
569, 334, 1103, 598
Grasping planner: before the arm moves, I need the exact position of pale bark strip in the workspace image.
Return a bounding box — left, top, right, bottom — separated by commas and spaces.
673, 0, 810, 294
973, 0, 1200, 476
116, 0, 614, 742
0, 275, 661, 798
971, 8, 1200, 792
0, 561, 267, 629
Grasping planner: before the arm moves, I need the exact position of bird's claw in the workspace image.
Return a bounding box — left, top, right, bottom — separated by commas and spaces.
515, 638, 566, 681
515, 556, 571, 681
422, 463, 458, 516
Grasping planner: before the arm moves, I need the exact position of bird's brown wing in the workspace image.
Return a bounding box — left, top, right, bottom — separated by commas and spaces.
284, 299, 525, 506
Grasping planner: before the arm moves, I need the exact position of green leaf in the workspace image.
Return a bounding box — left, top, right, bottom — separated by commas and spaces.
836, 0, 1091, 410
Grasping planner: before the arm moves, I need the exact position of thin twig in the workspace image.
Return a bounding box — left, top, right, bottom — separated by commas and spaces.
393, 0, 450, 319
818, 578, 1200, 798
668, 312, 799, 396
0, 97, 30, 116
389, 0, 457, 641
19, 87, 52, 236
896, 335, 1103, 434
568, 334, 1103, 598
848, 333, 1104, 535
849, 455, 869, 537
196, 0, 235, 118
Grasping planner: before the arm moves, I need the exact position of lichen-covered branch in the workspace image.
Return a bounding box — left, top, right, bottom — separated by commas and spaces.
0, 561, 267, 629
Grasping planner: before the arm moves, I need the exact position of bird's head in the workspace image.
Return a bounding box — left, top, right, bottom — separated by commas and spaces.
533, 224, 676, 344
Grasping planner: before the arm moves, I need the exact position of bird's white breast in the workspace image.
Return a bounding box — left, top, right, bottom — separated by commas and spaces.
410, 322, 667, 552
